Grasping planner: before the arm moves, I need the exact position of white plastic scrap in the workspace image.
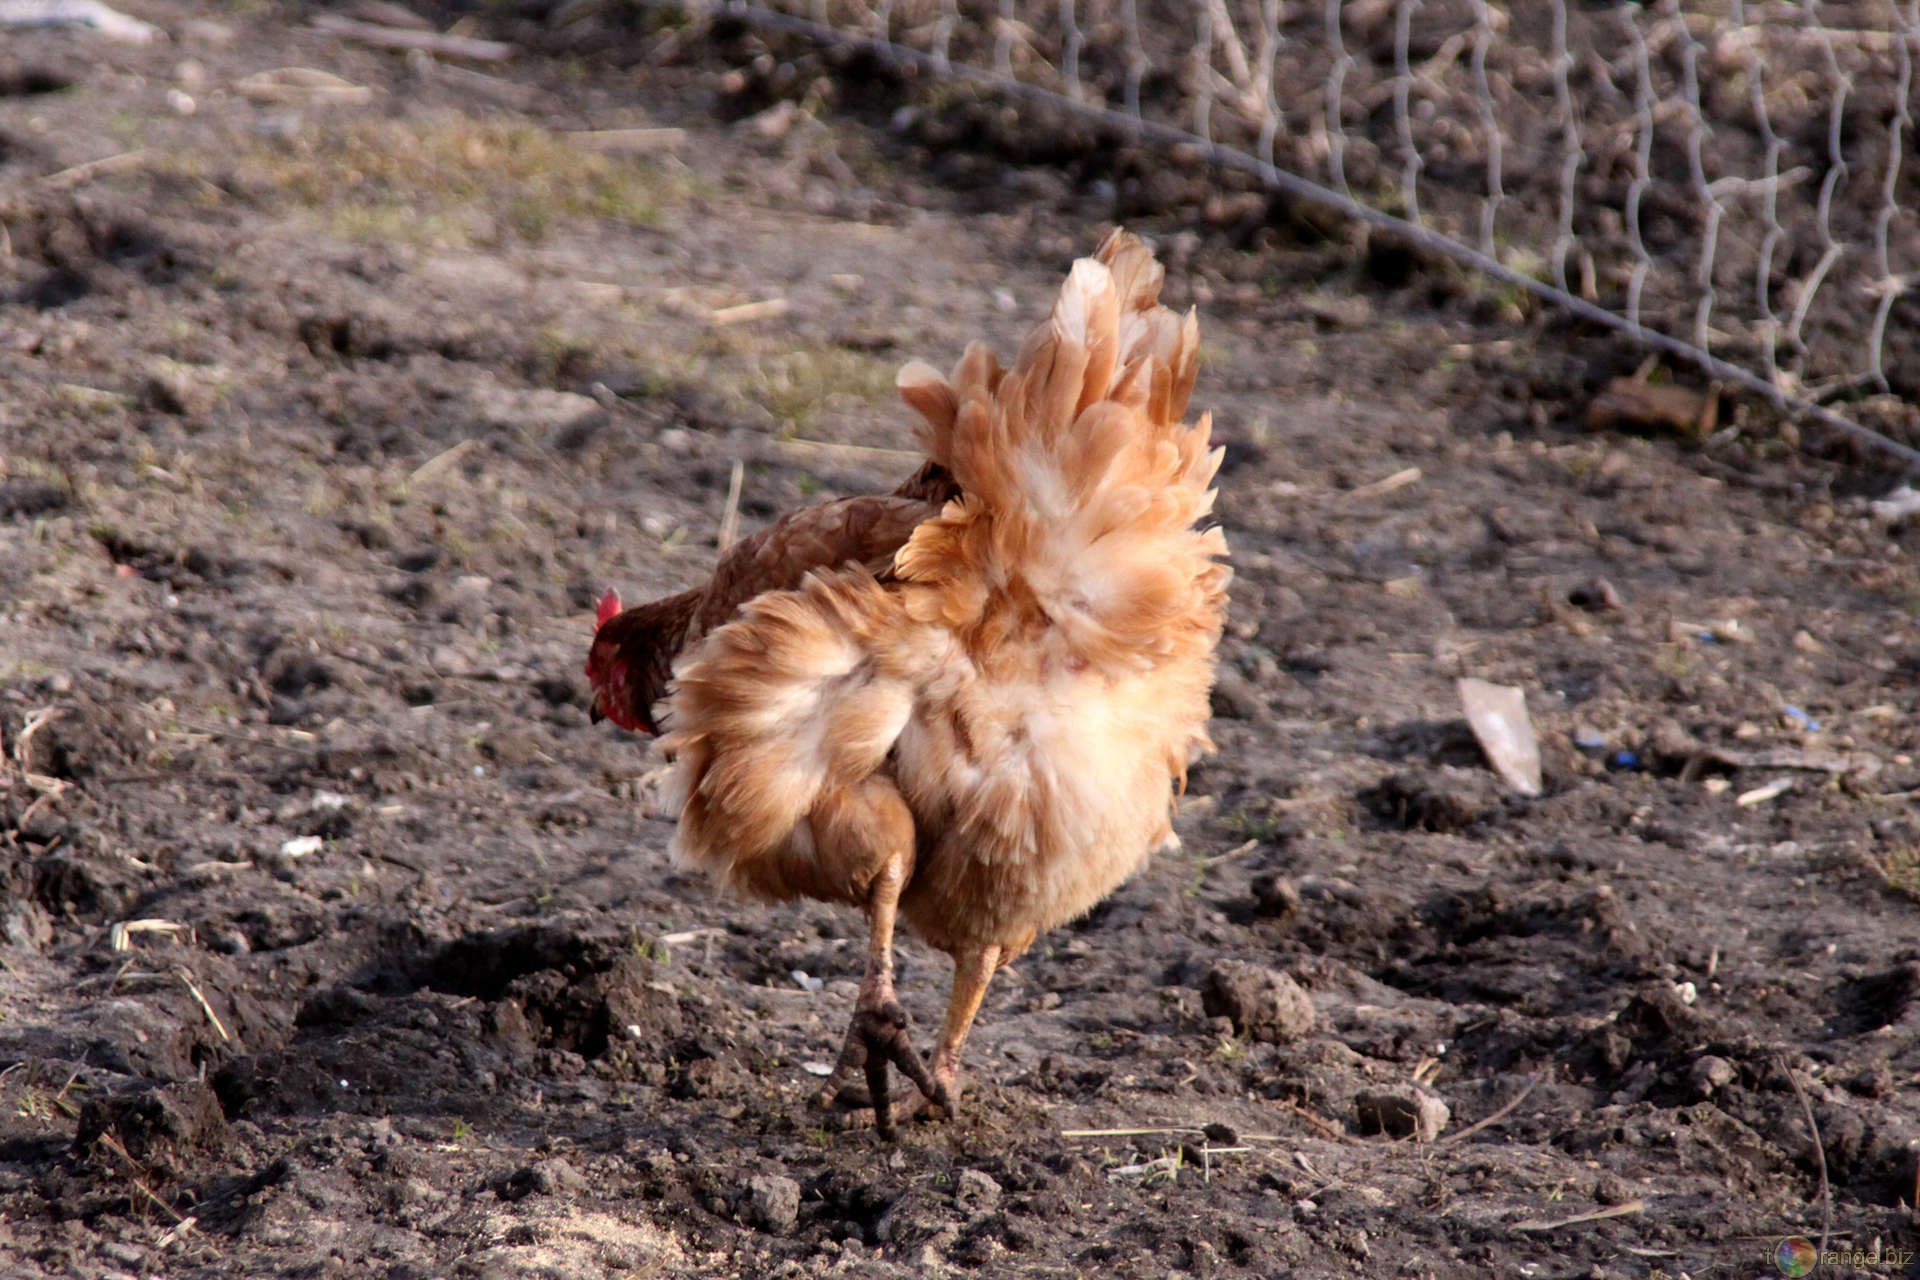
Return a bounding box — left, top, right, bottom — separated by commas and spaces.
0, 0, 163, 42
1869, 483, 1920, 527
280, 835, 324, 858
1457, 677, 1543, 797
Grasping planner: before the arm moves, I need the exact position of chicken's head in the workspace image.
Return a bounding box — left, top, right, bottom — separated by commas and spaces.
585, 588, 656, 734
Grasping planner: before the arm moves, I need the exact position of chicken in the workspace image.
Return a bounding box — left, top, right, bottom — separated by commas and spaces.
586, 230, 1229, 1137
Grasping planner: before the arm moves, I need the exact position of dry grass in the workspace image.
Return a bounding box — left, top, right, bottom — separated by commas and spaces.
1874, 846, 1920, 903
751, 346, 897, 432
241, 115, 689, 247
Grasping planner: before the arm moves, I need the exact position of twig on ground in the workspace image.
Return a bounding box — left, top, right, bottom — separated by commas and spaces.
1200, 838, 1259, 868
39, 150, 152, 192
93, 1133, 193, 1226
655, 927, 726, 947
175, 968, 231, 1041
1443, 1075, 1539, 1145
407, 438, 477, 488
774, 437, 920, 464
710, 298, 790, 327
235, 67, 375, 105
1346, 466, 1422, 500
1777, 1053, 1832, 1257
1284, 1100, 1347, 1140
1512, 1199, 1645, 1232
311, 12, 514, 60
1062, 1125, 1204, 1138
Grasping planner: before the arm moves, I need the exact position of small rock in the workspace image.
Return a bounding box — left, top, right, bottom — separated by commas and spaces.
0, 479, 69, 520
468, 386, 604, 440
1646, 718, 1704, 767
1592, 1173, 1636, 1206
100, 1241, 144, 1267
1588, 1029, 1633, 1077
1617, 984, 1702, 1041
208, 926, 251, 956
1689, 1055, 1736, 1097
1296, 874, 1365, 906
741, 1174, 800, 1234
1846, 1061, 1893, 1099
1209, 671, 1266, 720
397, 1176, 442, 1205
1200, 960, 1314, 1044
1354, 1087, 1450, 1142
668, 1056, 742, 1100
953, 1169, 1001, 1213
142, 359, 218, 418
2, 901, 53, 951
1566, 577, 1622, 611
497, 1156, 585, 1200
1250, 873, 1301, 924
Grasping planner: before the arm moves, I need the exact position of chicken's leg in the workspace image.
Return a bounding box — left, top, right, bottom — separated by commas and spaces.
818, 852, 947, 1140
926, 943, 1002, 1106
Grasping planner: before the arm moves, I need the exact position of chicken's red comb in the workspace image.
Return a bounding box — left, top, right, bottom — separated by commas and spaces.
596, 588, 622, 628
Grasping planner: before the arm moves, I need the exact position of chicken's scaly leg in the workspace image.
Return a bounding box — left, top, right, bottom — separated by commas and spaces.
818, 851, 947, 1140
926, 943, 1002, 1105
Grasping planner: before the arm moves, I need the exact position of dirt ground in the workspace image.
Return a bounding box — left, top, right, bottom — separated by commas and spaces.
3, 6, 1920, 1278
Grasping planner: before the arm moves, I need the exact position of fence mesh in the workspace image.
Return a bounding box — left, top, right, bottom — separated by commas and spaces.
670, 0, 1920, 473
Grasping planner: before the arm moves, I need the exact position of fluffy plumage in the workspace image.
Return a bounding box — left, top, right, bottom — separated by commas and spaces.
594, 230, 1228, 1132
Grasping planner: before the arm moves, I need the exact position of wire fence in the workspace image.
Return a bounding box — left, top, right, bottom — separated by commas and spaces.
658, 0, 1920, 474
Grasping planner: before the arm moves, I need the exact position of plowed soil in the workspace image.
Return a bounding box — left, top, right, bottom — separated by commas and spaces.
2, 7, 1918, 1278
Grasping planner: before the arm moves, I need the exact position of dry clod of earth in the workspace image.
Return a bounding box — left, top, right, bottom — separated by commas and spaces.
1689, 1054, 1738, 1099
741, 1173, 802, 1235
1201, 959, 1316, 1044
1354, 1086, 1451, 1143
496, 1155, 589, 1201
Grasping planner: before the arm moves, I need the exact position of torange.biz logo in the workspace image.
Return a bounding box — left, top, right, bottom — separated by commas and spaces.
1774, 1237, 1818, 1277
1773, 1236, 1917, 1275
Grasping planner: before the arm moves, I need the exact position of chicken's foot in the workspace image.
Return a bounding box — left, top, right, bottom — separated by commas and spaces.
818, 854, 946, 1141
823, 940, 1005, 1135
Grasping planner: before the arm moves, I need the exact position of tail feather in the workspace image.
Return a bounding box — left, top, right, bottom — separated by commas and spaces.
896, 359, 958, 465
894, 231, 1228, 673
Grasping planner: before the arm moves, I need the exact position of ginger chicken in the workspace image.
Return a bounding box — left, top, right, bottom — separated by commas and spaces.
586, 231, 1229, 1137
